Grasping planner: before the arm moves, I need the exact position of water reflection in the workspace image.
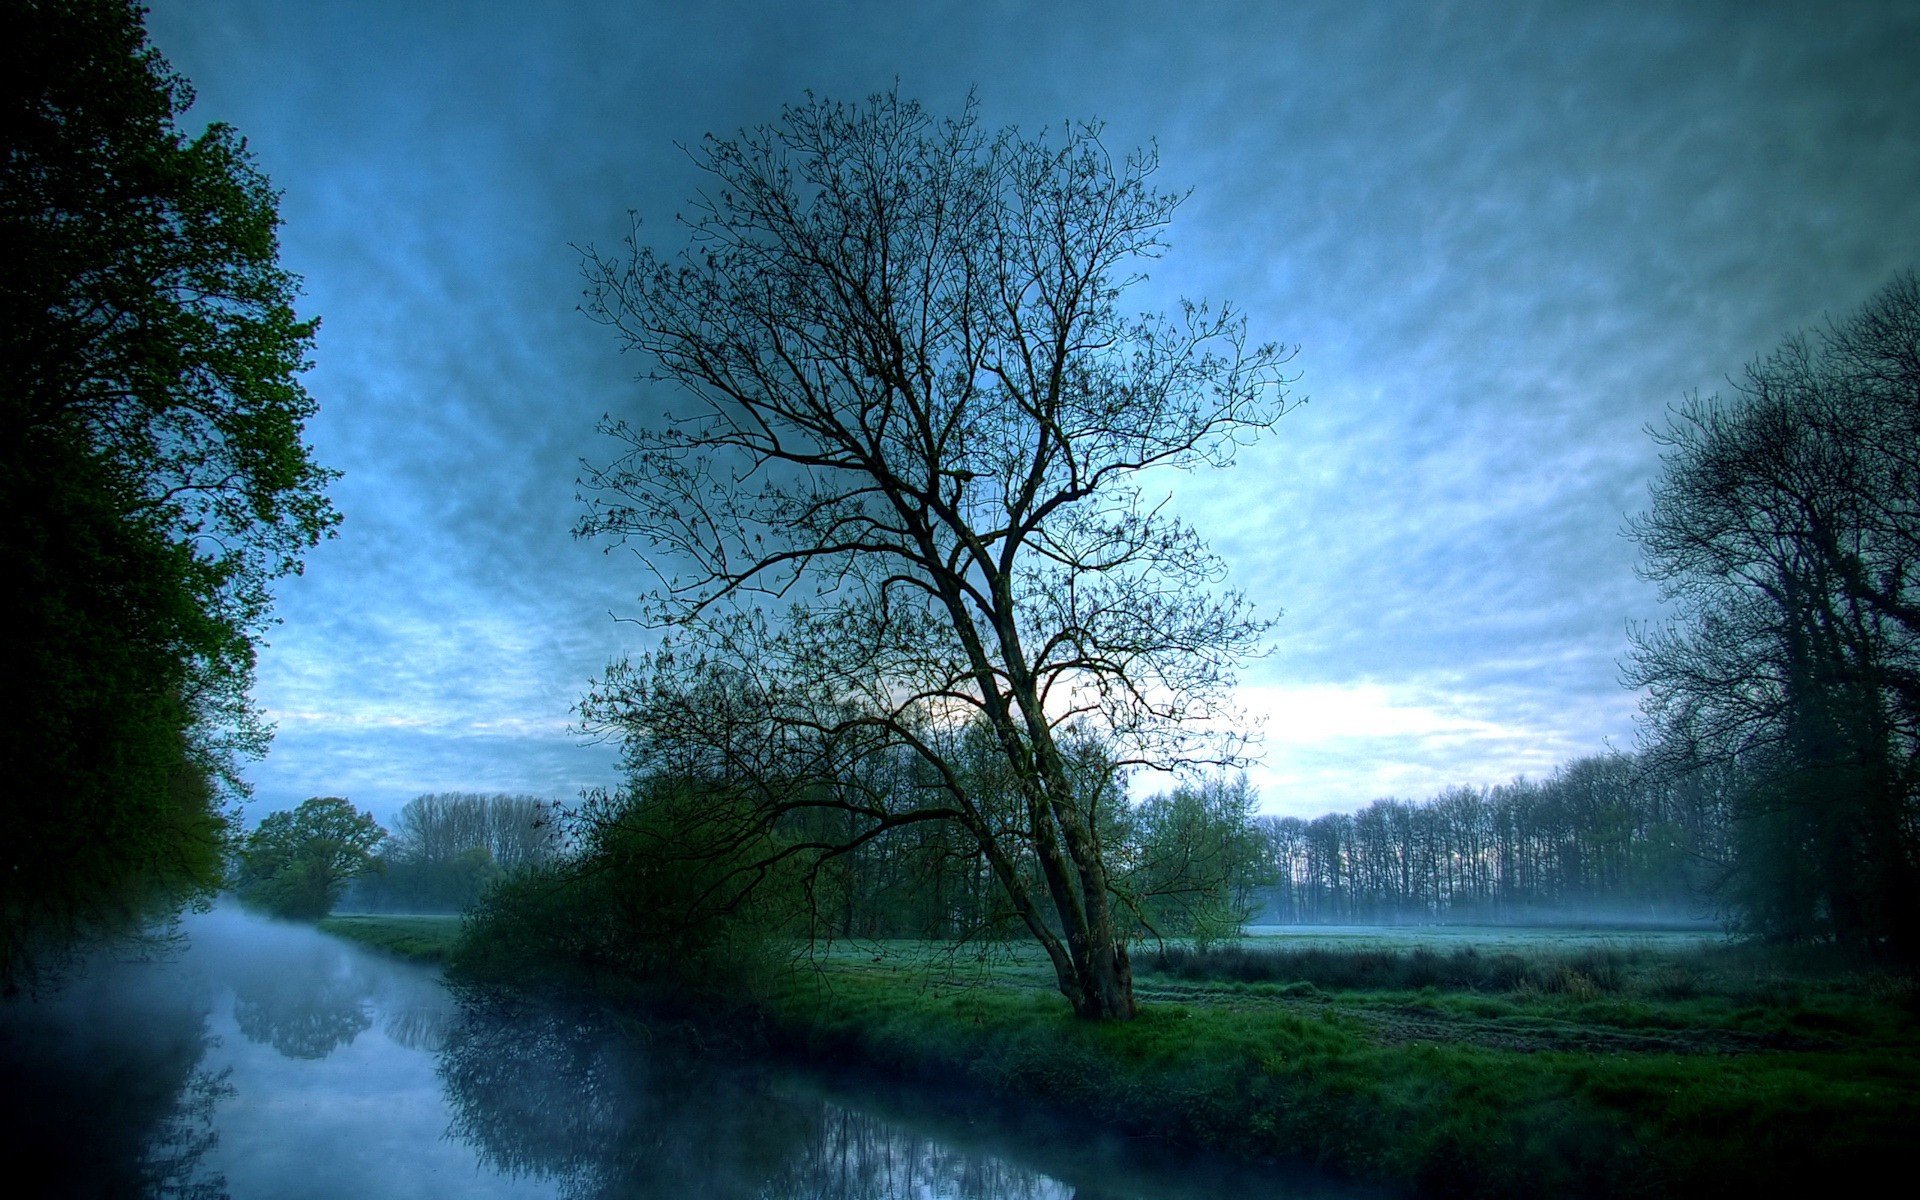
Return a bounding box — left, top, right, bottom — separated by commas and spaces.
442, 997, 814, 1198
0, 954, 230, 1199
773, 1108, 1075, 1200
212, 913, 449, 1060
441, 996, 1369, 1200
231, 961, 372, 1059
2, 912, 1373, 1199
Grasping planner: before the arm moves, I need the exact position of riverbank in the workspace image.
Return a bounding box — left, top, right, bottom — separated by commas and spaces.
762, 944, 1918, 1198
316, 914, 460, 963
318, 918, 1920, 1198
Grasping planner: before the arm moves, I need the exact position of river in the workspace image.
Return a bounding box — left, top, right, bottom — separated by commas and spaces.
0, 908, 1377, 1198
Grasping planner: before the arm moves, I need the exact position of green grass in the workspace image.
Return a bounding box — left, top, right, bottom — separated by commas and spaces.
1241, 924, 1723, 953
318, 913, 462, 963
732, 933, 1920, 1198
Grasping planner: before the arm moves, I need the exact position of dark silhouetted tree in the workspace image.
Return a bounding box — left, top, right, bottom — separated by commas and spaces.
1, 0, 338, 984
1627, 271, 1920, 954
577, 91, 1294, 1018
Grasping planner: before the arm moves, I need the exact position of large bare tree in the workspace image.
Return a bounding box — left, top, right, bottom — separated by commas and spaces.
1627, 271, 1920, 952
577, 92, 1294, 1019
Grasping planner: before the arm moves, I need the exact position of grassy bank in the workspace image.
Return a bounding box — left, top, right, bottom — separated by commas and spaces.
366, 906, 1920, 1197
736, 937, 1917, 1198
317, 913, 461, 963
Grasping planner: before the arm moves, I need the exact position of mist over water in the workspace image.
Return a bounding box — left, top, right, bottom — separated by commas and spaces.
0, 909, 1372, 1199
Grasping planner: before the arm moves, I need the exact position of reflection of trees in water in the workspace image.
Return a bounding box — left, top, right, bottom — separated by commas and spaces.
770, 1106, 1074, 1200
439, 998, 803, 1198
380, 1000, 448, 1053
438, 998, 1080, 1200
230, 960, 372, 1059
222, 922, 453, 1060
0, 956, 230, 1199
143, 1064, 235, 1200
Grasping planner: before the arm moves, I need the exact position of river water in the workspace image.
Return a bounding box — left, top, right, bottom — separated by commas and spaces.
0, 908, 1376, 1199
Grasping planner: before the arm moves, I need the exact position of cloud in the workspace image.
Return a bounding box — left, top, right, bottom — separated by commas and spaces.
143, 0, 1920, 823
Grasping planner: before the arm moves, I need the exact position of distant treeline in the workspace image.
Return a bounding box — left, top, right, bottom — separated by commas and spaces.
344, 793, 562, 914
798, 747, 1737, 936
1254, 754, 1731, 925
799, 768, 1263, 946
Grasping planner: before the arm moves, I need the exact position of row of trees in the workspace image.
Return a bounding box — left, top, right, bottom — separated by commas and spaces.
773, 754, 1266, 947
1257, 755, 1725, 925
235, 794, 560, 919
349, 793, 561, 913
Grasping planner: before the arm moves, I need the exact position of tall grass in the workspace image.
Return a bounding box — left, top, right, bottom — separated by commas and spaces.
1144, 942, 1643, 994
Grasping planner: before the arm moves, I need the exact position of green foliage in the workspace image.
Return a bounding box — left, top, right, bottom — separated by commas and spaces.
455, 779, 805, 1007
236, 798, 385, 920
1118, 774, 1269, 945
355, 845, 501, 914
1, 0, 337, 984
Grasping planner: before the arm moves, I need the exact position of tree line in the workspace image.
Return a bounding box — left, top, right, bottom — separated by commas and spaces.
235, 793, 561, 919
765, 752, 1266, 949
1254, 755, 1728, 925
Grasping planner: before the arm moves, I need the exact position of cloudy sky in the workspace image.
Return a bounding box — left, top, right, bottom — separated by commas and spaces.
145, 1, 1920, 825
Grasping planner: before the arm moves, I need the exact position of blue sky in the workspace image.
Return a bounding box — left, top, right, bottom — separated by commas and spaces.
145, 1, 1920, 825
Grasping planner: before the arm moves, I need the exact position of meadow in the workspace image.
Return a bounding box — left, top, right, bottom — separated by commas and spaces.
316, 913, 461, 963
775, 929, 1916, 1197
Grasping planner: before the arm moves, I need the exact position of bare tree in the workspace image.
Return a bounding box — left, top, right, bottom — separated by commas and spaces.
1627, 270, 1920, 952
576, 91, 1295, 1019
388, 793, 560, 870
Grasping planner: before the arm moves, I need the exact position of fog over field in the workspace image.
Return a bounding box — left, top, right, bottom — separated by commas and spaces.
142, 1, 1920, 824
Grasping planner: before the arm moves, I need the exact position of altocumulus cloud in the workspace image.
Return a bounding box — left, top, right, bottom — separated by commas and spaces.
143, 0, 1920, 825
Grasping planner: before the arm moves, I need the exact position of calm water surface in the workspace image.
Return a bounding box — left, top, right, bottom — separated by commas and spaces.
1, 909, 1377, 1199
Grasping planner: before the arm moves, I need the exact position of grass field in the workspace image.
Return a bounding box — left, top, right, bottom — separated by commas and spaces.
748, 928, 1920, 1197
1242, 923, 1724, 952
317, 913, 461, 963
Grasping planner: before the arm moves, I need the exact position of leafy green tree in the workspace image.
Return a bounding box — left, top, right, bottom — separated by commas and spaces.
457, 778, 805, 1007
236, 798, 384, 920
1119, 775, 1269, 948
1, 1, 337, 982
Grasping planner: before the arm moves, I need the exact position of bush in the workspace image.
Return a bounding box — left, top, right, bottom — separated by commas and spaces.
454, 779, 806, 1010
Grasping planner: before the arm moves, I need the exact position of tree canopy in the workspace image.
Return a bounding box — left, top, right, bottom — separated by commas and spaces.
2, 0, 338, 983
1628, 270, 1920, 954
577, 91, 1293, 1018
236, 797, 385, 921
349, 794, 562, 913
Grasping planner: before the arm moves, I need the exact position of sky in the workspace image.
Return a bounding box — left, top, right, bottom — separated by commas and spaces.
143, 0, 1920, 826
